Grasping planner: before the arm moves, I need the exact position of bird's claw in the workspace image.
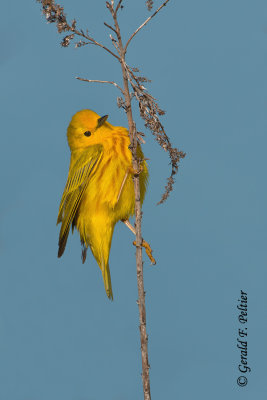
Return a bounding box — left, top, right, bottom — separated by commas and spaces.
133, 239, 156, 265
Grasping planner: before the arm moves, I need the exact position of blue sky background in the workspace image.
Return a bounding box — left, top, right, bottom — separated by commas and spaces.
1, 1, 266, 399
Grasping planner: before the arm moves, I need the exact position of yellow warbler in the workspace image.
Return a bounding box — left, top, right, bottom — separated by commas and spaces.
57, 110, 148, 300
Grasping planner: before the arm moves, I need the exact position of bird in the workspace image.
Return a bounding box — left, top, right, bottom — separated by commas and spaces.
57, 109, 148, 300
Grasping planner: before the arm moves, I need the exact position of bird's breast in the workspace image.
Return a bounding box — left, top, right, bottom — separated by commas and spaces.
80, 134, 134, 216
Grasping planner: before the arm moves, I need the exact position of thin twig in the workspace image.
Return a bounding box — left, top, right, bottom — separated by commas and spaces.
109, 34, 121, 56
114, 0, 123, 15
73, 29, 120, 61
124, 0, 170, 52
104, 21, 117, 35
75, 77, 124, 94
137, 134, 146, 144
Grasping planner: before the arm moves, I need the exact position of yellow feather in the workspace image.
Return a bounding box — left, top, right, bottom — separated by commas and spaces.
57, 109, 148, 300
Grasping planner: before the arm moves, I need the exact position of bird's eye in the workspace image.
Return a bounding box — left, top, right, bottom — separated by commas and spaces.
84, 131, 91, 137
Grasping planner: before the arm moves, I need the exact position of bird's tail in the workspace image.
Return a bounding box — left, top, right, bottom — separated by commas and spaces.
88, 222, 114, 300
101, 258, 113, 300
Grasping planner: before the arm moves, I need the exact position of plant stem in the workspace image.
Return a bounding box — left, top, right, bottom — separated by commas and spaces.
112, 8, 151, 400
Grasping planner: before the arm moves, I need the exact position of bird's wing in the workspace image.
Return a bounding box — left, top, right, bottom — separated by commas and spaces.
57, 144, 103, 257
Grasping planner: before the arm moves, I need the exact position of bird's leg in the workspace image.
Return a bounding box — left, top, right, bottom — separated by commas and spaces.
122, 219, 156, 265
123, 219, 136, 234
116, 169, 129, 204
116, 165, 143, 205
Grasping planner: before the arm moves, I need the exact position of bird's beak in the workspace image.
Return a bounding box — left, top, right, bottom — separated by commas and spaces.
97, 115, 108, 128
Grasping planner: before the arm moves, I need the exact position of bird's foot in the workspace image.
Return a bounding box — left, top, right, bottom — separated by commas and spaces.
133, 239, 156, 265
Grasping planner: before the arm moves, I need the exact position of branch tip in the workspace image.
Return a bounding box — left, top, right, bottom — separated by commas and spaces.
76, 77, 124, 94
125, 0, 170, 52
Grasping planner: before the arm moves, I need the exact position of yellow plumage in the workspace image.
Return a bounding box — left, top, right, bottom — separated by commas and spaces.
57, 110, 148, 300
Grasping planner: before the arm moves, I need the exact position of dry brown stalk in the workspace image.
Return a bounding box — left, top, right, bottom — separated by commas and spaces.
106, 4, 151, 396
36, 1, 185, 399
75, 77, 124, 94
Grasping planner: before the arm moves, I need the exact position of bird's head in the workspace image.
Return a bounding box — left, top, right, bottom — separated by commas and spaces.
67, 109, 111, 151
